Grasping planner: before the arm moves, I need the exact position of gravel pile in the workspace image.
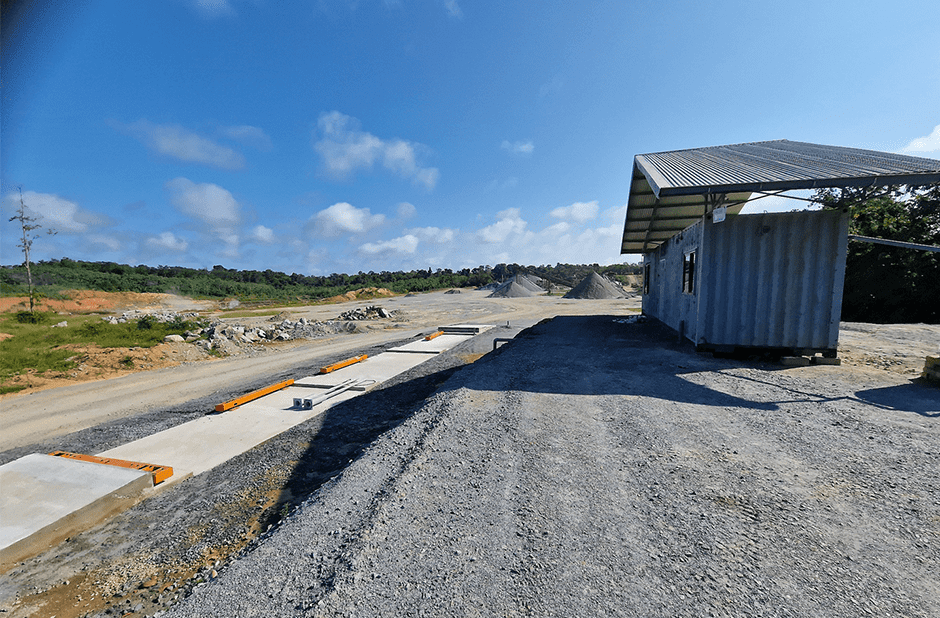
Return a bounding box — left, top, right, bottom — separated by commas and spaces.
488, 275, 546, 298
564, 271, 628, 299
165, 316, 940, 617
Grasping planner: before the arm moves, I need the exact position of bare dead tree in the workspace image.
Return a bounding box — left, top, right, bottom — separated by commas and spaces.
8, 188, 56, 313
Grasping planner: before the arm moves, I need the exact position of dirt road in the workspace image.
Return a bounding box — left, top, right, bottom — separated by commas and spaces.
0, 291, 639, 452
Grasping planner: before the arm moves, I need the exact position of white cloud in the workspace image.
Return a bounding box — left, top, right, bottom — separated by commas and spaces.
478, 208, 528, 243
443, 0, 463, 18
544, 221, 570, 235
397, 202, 417, 219
164, 177, 242, 258
165, 177, 240, 227
501, 140, 534, 155
217, 232, 240, 258
250, 225, 275, 244
314, 111, 439, 189
147, 231, 188, 252
901, 124, 940, 155
550, 200, 599, 223
3, 190, 102, 234
87, 234, 122, 251
312, 202, 385, 237
359, 234, 419, 256
221, 125, 273, 151
408, 226, 457, 244
123, 121, 245, 169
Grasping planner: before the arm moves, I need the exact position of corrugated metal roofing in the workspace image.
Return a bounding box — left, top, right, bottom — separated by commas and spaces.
621, 139, 940, 254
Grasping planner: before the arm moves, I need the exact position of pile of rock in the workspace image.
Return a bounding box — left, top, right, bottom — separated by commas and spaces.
103, 307, 397, 357
336, 306, 393, 321
101, 310, 200, 325
187, 318, 358, 353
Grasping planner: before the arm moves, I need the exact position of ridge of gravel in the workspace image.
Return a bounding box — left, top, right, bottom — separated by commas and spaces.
165, 316, 940, 618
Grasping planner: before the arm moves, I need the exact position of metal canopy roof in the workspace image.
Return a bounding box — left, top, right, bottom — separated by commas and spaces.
621, 139, 940, 254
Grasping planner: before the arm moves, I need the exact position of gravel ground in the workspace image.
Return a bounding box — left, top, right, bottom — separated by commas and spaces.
160, 316, 940, 618
3, 313, 938, 617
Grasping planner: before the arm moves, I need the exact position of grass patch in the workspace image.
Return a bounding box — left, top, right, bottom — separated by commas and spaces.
0, 313, 206, 386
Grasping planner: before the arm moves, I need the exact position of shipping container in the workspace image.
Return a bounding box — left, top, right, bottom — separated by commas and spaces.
643, 209, 849, 355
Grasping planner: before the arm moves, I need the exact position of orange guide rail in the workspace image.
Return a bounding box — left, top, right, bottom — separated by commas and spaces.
319, 354, 368, 374
215, 378, 295, 412
49, 450, 174, 485
424, 331, 444, 341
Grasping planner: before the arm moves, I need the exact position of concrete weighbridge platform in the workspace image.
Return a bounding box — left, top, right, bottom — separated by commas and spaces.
0, 325, 492, 570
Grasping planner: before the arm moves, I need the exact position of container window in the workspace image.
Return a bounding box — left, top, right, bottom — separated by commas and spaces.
682, 251, 696, 294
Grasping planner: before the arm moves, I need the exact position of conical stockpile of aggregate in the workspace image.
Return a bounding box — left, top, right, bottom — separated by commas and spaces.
487, 274, 546, 298
514, 274, 546, 293
564, 271, 626, 299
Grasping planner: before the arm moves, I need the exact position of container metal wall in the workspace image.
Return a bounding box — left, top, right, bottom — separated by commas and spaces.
643, 209, 848, 353
642, 219, 704, 338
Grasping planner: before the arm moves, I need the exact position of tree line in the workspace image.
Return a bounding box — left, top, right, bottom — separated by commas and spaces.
0, 259, 642, 304
816, 184, 939, 324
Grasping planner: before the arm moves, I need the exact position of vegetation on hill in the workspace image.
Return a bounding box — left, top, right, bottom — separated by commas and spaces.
816, 185, 940, 324
0, 259, 643, 304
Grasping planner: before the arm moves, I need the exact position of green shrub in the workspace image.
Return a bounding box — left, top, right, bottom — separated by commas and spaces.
15, 311, 48, 324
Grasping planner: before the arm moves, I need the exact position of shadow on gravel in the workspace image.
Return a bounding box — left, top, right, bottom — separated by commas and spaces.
854, 383, 940, 417
468, 315, 780, 411
258, 360, 461, 533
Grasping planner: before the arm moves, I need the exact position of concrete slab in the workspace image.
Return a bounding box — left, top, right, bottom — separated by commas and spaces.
439, 324, 493, 334
2, 331, 484, 569
98, 388, 359, 485
294, 351, 433, 389
1, 454, 152, 570
388, 334, 472, 354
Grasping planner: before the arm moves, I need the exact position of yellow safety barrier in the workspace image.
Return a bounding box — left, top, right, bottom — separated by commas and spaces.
49, 450, 174, 485
215, 379, 295, 412
319, 354, 368, 374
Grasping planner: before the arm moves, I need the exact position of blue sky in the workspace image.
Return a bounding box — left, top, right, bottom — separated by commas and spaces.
3, 0, 939, 276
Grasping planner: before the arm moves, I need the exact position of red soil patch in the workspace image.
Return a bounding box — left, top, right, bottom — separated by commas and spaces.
0, 290, 208, 315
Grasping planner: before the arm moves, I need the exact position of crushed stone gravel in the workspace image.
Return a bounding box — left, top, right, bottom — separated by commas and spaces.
162, 316, 940, 618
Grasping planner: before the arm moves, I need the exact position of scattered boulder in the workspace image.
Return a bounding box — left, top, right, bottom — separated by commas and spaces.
164, 334, 185, 343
